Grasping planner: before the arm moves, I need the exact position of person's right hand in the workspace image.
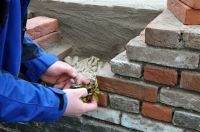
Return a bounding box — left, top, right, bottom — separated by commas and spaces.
63, 88, 97, 116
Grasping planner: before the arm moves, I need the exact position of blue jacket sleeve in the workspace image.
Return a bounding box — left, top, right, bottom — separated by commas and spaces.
0, 70, 67, 123
21, 34, 58, 82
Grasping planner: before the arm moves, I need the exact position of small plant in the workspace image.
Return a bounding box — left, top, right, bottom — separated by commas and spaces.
71, 79, 102, 103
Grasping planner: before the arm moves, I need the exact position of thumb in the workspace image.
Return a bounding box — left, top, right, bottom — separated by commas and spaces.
74, 88, 88, 97
82, 100, 98, 112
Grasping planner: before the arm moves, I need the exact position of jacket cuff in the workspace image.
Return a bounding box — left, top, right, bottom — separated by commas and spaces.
46, 88, 68, 121
23, 53, 58, 82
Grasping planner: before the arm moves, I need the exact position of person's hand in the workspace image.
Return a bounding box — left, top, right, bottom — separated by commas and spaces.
41, 61, 88, 89
63, 88, 97, 115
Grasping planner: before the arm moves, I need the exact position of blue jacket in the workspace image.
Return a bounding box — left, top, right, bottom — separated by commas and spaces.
0, 0, 67, 122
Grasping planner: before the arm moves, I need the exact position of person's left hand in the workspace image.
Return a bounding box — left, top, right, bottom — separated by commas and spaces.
41, 61, 88, 89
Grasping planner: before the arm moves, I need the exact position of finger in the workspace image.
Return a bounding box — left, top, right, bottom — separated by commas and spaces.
75, 88, 88, 97
56, 75, 70, 83
54, 82, 66, 89
63, 80, 72, 89
82, 100, 98, 113
41, 75, 59, 84
75, 74, 89, 85
57, 63, 77, 78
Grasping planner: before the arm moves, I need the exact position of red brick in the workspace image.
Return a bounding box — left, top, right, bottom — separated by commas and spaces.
168, 0, 200, 25
180, 0, 200, 9
144, 65, 178, 86
98, 92, 109, 107
142, 102, 173, 122
34, 32, 61, 50
180, 71, 200, 93
26, 16, 59, 40
96, 66, 158, 102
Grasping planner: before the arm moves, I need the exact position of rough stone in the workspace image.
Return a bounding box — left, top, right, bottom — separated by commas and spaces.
97, 65, 158, 102
111, 51, 142, 78
30, 0, 161, 59
180, 0, 200, 9
168, 0, 200, 25
160, 87, 200, 113
126, 34, 199, 69
121, 113, 183, 132
142, 102, 173, 122
173, 111, 200, 131
180, 71, 200, 93
84, 107, 121, 124
109, 93, 140, 114
145, 9, 200, 50
144, 65, 178, 86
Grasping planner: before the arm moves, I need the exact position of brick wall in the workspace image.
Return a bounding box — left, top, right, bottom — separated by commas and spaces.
87, 8, 200, 132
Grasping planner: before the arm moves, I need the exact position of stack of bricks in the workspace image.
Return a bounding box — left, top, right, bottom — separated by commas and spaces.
26, 16, 60, 49
82, 9, 200, 132
26, 16, 72, 60
167, 0, 200, 25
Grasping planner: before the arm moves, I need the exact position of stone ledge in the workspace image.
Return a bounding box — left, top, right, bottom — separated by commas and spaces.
145, 9, 200, 50
121, 113, 183, 132
126, 34, 199, 69
52, 0, 167, 10
45, 43, 73, 60
84, 107, 121, 124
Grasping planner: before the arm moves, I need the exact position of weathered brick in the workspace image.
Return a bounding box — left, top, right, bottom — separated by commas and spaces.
45, 44, 73, 60
145, 9, 200, 50
97, 65, 158, 102
144, 65, 178, 86
34, 32, 61, 50
97, 92, 109, 107
173, 110, 200, 131
26, 16, 59, 40
168, 0, 200, 25
121, 113, 183, 132
180, 71, 200, 93
111, 51, 142, 78
84, 107, 121, 124
180, 0, 200, 9
145, 9, 182, 48
109, 94, 140, 114
142, 102, 173, 122
126, 35, 199, 69
183, 31, 200, 50
160, 87, 200, 113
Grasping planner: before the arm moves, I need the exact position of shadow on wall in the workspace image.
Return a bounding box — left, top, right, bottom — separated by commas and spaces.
30, 0, 161, 59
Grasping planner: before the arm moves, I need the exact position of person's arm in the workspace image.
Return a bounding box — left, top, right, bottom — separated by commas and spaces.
0, 70, 67, 123
21, 34, 58, 82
